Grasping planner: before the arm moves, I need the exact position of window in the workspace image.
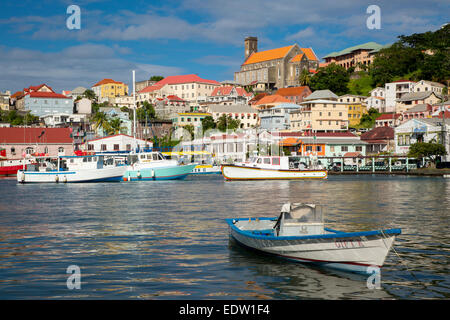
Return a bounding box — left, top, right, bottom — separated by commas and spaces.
11, 147, 16, 154
341, 146, 348, 152
272, 157, 280, 165
316, 146, 322, 152
306, 146, 313, 151
114, 144, 119, 151
126, 144, 131, 151
58, 147, 64, 153
263, 158, 271, 164
356, 146, 362, 152
153, 153, 159, 161
88, 144, 94, 151
101, 144, 107, 151
257, 158, 262, 164
25, 147, 34, 154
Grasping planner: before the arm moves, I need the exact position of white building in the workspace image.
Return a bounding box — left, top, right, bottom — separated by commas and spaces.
385, 80, 415, 113
74, 98, 92, 114
204, 104, 259, 129
366, 87, 386, 112
395, 118, 449, 161
41, 113, 88, 127
414, 80, 445, 95
84, 134, 151, 152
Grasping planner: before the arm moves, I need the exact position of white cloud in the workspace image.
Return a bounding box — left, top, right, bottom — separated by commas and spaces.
285, 27, 315, 42
0, 44, 184, 93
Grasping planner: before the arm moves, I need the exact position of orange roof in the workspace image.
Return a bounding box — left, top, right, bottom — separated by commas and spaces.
243, 45, 294, 65
276, 86, 311, 97
290, 53, 304, 63
300, 48, 318, 61
254, 94, 290, 106
10, 91, 23, 99
93, 79, 126, 87
279, 137, 301, 147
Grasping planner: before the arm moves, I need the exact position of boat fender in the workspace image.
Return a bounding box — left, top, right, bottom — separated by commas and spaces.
63, 175, 67, 183
55, 175, 59, 183
137, 171, 141, 179
151, 169, 155, 178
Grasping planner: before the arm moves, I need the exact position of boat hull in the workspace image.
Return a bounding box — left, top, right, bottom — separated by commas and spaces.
222, 164, 327, 180
17, 166, 127, 183
191, 165, 222, 175
226, 217, 401, 274
0, 164, 26, 176
124, 164, 196, 181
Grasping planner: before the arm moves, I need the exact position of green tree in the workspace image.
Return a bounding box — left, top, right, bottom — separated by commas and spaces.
298, 68, 311, 86
358, 108, 381, 129
408, 142, 446, 167
107, 118, 126, 135
216, 114, 241, 132
309, 63, 350, 95
201, 115, 216, 133
183, 124, 195, 139
92, 111, 111, 135
149, 76, 164, 82
83, 89, 97, 101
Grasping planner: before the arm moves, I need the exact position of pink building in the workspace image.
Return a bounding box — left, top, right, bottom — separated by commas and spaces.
0, 127, 74, 159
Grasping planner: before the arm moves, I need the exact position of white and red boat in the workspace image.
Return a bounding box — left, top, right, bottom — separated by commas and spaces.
0, 159, 37, 176
221, 156, 327, 180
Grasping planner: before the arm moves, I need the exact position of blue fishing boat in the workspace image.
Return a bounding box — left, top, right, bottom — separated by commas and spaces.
226, 202, 401, 274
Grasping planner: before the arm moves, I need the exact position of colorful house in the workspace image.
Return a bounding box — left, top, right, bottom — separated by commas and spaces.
92, 79, 129, 102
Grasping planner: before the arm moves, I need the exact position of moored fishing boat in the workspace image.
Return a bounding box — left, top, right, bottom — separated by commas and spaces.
221, 156, 327, 180
226, 202, 401, 274
0, 158, 37, 176
17, 154, 126, 183
124, 151, 196, 181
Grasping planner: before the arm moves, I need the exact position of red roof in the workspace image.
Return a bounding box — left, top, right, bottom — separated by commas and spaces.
275, 86, 311, 97
360, 126, 394, 141
28, 92, 71, 99
166, 95, 186, 102
93, 79, 126, 87
0, 128, 73, 144
139, 84, 164, 93
343, 152, 362, 157
155, 74, 220, 86
210, 86, 252, 97
376, 113, 400, 120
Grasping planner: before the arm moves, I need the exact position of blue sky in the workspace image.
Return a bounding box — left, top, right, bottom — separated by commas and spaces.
0, 0, 448, 93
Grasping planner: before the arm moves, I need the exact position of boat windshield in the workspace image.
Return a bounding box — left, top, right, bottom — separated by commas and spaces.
282, 203, 323, 223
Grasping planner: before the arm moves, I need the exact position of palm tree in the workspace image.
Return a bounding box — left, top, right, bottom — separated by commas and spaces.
92, 111, 111, 136
108, 118, 126, 135
299, 68, 311, 86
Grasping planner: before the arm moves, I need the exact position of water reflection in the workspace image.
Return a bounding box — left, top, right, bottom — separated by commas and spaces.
0, 175, 448, 299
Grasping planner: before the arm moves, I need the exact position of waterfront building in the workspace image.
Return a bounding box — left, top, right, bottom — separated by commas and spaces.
91, 79, 129, 103
279, 131, 367, 166
0, 127, 74, 158
234, 37, 319, 91
275, 86, 312, 104
395, 118, 450, 161
204, 104, 258, 129
360, 126, 395, 154
291, 100, 349, 132
84, 134, 150, 152
395, 91, 442, 113
259, 103, 300, 131
15, 84, 73, 117
322, 42, 386, 71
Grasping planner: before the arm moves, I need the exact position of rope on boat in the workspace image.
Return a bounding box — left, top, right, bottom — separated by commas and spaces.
380, 229, 424, 286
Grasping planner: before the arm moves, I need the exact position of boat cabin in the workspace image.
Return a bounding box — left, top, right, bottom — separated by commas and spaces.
25, 155, 111, 172
127, 152, 167, 165
245, 156, 308, 170
274, 203, 324, 236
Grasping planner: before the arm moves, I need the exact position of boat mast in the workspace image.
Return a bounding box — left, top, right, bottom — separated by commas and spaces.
133, 70, 137, 152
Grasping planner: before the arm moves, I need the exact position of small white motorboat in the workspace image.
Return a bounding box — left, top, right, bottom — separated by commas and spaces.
221, 156, 327, 180
17, 154, 127, 183
226, 202, 401, 274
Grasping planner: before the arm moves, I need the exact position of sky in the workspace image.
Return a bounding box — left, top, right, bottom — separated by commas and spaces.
0, 0, 448, 93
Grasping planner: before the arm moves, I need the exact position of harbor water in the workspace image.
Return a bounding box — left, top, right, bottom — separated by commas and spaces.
0, 175, 448, 299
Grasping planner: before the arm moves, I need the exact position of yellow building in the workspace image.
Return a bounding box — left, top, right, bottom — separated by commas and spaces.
92, 79, 129, 102
291, 100, 349, 132
338, 94, 368, 127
